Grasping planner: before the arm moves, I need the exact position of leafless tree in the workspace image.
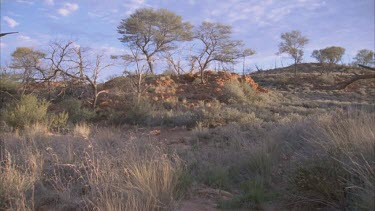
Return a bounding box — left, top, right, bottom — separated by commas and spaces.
113, 45, 150, 103
40, 40, 112, 109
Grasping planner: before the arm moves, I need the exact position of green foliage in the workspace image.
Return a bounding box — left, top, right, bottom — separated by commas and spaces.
4, 95, 50, 129
199, 166, 231, 190
59, 98, 96, 123
48, 111, 69, 132
10, 47, 46, 83
222, 82, 255, 104
0, 70, 21, 92
278, 30, 309, 65
194, 22, 251, 81
118, 8, 192, 73
354, 49, 374, 66
126, 99, 154, 124
321, 46, 345, 64
219, 179, 275, 209
289, 158, 349, 209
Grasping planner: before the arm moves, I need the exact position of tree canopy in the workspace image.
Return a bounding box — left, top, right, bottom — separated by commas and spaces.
278, 30, 309, 75
10, 47, 46, 83
194, 21, 254, 82
117, 8, 193, 74
354, 49, 374, 66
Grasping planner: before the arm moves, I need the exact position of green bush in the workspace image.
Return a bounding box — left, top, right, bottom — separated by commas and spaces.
219, 179, 274, 209
60, 98, 96, 123
4, 95, 50, 129
48, 111, 69, 132
124, 97, 154, 125
222, 82, 256, 104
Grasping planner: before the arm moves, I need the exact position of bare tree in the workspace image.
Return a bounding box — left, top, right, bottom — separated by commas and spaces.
278, 30, 309, 75
112, 45, 150, 103
41, 41, 112, 109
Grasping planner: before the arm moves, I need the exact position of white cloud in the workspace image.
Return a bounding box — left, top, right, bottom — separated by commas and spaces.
0, 43, 7, 49
58, 2, 79, 16
3, 16, 19, 28
123, 0, 149, 16
16, 0, 34, 5
18, 35, 32, 41
205, 0, 325, 26
44, 0, 54, 6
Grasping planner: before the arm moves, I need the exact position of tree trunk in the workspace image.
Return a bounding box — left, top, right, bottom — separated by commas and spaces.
93, 87, 98, 109
146, 55, 154, 74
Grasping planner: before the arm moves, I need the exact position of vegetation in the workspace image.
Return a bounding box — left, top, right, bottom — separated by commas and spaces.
117, 8, 192, 74
278, 30, 309, 75
1, 6, 374, 211
354, 49, 375, 66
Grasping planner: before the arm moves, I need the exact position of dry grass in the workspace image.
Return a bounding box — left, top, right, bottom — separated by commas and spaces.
279, 110, 375, 210
0, 127, 184, 211
73, 122, 91, 139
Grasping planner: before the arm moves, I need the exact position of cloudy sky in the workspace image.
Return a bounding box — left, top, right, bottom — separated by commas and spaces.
0, 0, 374, 78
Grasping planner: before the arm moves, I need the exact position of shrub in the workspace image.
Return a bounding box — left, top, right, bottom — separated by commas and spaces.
4, 94, 50, 129
48, 111, 69, 132
124, 97, 154, 125
59, 98, 96, 123
73, 123, 91, 139
222, 82, 256, 104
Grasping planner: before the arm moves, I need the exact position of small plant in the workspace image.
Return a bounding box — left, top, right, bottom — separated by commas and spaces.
4, 94, 50, 129
48, 111, 69, 132
218, 179, 274, 209
222, 82, 256, 104
73, 123, 91, 139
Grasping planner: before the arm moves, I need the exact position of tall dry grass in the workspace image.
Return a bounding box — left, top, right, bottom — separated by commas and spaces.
284, 110, 375, 210
0, 126, 184, 211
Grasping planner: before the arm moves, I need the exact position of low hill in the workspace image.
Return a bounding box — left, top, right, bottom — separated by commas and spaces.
100, 70, 267, 109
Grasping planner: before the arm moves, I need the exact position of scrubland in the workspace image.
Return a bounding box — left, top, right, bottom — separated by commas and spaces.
1, 64, 374, 210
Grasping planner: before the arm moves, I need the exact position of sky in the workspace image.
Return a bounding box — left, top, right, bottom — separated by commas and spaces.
0, 0, 374, 79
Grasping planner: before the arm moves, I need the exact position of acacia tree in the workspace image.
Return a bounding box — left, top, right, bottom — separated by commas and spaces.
194, 22, 253, 83
311, 49, 324, 63
10, 47, 46, 87
278, 30, 309, 75
239, 48, 256, 75
312, 46, 345, 75
354, 49, 374, 66
117, 8, 192, 74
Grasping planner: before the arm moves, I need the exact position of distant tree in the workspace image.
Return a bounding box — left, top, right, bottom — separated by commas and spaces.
353, 49, 374, 66
278, 30, 309, 75
239, 48, 256, 75
194, 21, 251, 83
321, 46, 345, 65
311, 49, 324, 63
312, 46, 345, 75
117, 8, 193, 74
10, 47, 46, 86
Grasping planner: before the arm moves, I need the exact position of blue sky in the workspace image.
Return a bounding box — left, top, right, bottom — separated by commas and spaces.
1, 0, 374, 79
